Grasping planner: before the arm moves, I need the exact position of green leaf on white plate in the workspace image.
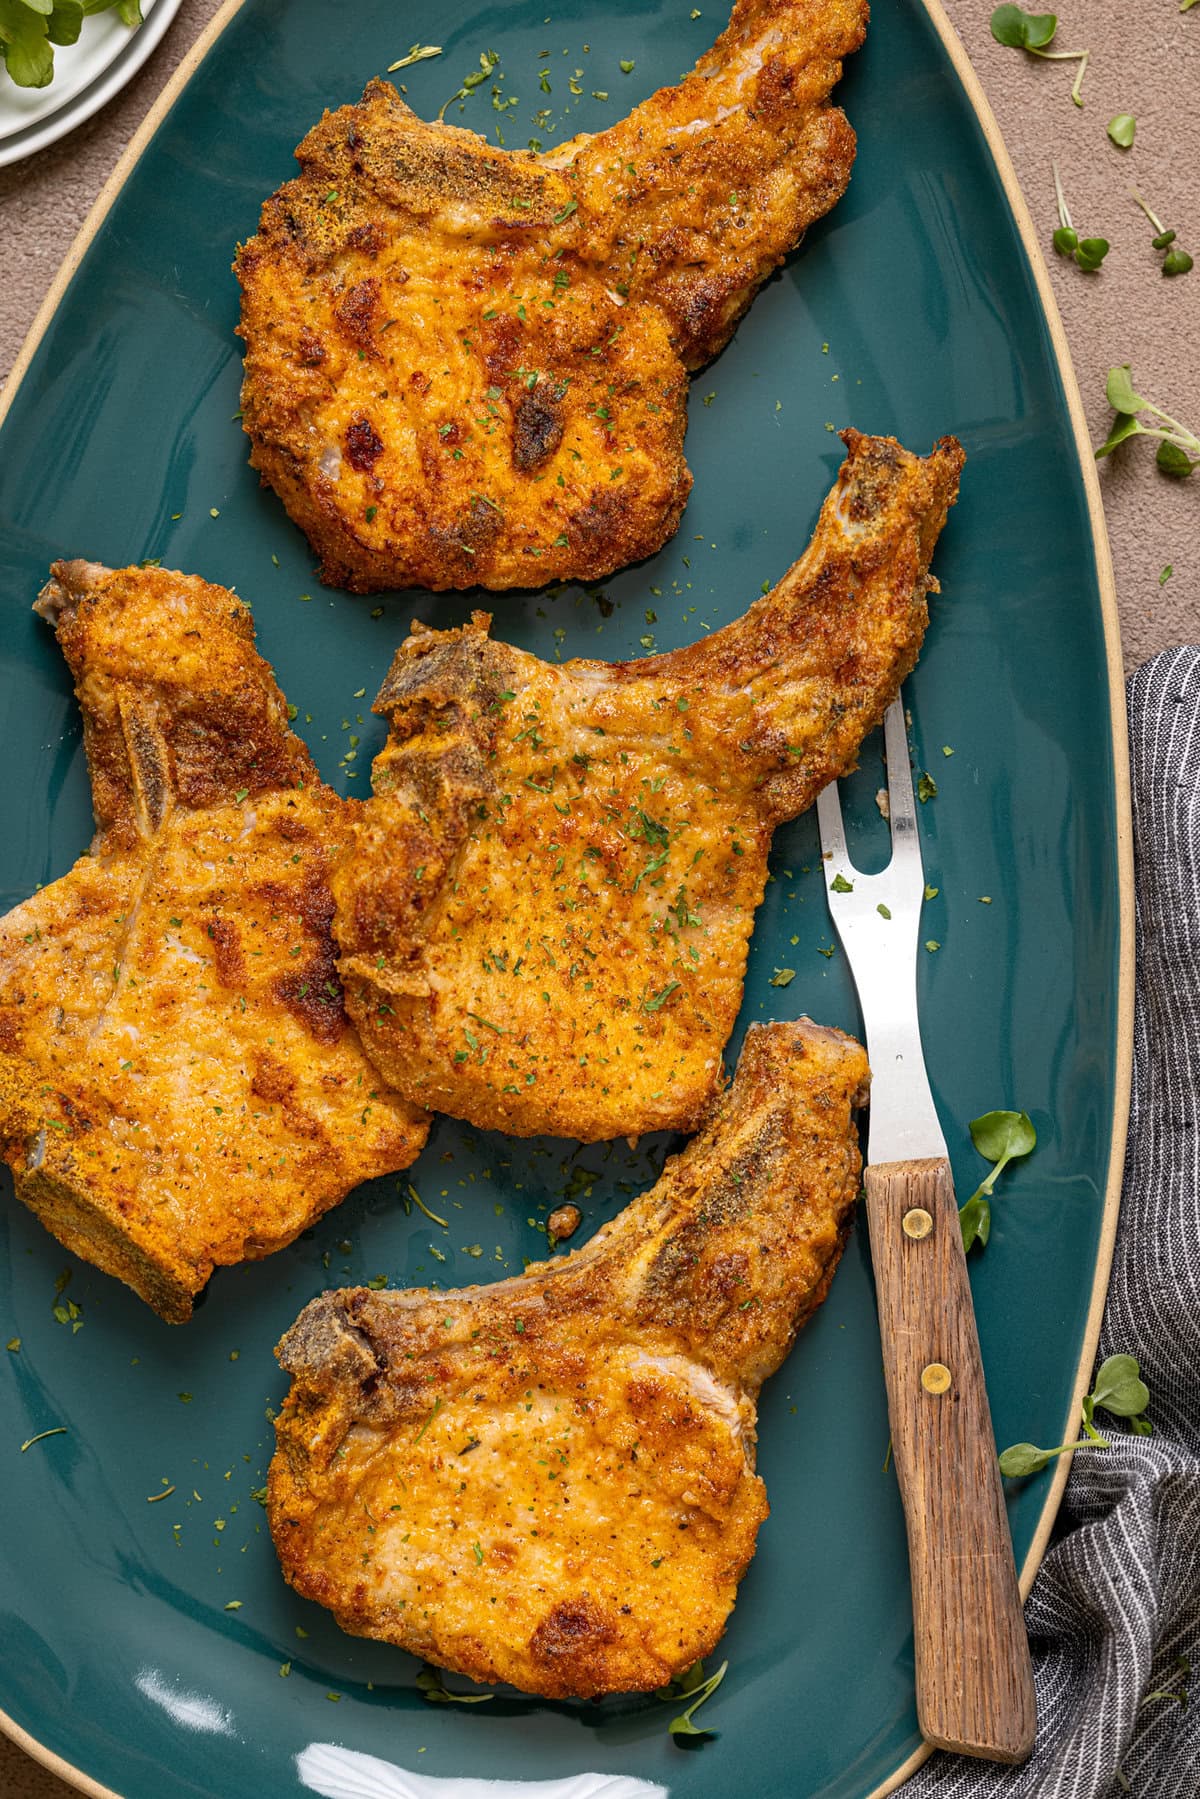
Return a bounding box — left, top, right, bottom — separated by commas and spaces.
47, 0, 83, 45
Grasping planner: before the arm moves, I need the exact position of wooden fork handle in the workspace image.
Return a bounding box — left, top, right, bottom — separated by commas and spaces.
864, 1155, 1037, 1763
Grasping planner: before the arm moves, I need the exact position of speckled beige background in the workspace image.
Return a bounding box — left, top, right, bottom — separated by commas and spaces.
1, 2, 1197, 1793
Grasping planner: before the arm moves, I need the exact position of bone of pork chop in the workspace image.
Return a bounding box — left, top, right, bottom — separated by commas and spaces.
0, 562, 429, 1322
271, 1016, 869, 1699
233, 0, 869, 592
334, 429, 963, 1142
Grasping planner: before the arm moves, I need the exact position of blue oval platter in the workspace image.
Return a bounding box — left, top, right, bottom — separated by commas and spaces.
0, 1, 1131, 1795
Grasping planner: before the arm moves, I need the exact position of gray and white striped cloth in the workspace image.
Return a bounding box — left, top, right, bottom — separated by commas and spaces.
902, 647, 1200, 1799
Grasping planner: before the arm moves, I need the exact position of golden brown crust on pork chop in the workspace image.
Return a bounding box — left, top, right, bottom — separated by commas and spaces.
270, 1018, 868, 1696
0, 562, 429, 1321
234, 0, 868, 591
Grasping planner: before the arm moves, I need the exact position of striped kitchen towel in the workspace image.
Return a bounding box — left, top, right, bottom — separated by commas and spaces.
902, 647, 1200, 1799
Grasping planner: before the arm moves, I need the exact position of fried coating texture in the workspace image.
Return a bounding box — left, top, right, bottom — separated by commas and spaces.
0, 562, 429, 1323
334, 429, 963, 1141
271, 1017, 868, 1698
234, 0, 868, 592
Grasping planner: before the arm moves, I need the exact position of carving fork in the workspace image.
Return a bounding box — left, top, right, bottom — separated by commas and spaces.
816, 696, 1037, 1763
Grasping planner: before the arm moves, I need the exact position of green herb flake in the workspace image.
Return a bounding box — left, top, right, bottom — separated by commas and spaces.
769, 968, 796, 987
388, 43, 442, 72
831, 872, 853, 893
917, 772, 937, 803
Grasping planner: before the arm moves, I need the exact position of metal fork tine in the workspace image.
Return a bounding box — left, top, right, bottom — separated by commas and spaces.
882, 698, 922, 876
815, 780, 855, 878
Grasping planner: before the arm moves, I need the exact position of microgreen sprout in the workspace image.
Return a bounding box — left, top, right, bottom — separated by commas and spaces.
958, 1109, 1036, 1251
656, 1659, 728, 1739
989, 7, 1089, 105
1132, 191, 1194, 277
437, 48, 500, 119
1096, 365, 1200, 477
999, 1353, 1152, 1476
388, 44, 442, 72
1, 0, 140, 90
1106, 113, 1136, 149
1051, 165, 1108, 271
416, 1664, 494, 1704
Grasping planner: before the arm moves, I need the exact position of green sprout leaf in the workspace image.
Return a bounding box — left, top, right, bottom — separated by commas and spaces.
1106, 112, 1136, 148
990, 5, 1088, 101
0, 0, 54, 88
970, 1110, 1037, 1163
959, 1110, 1036, 1252
1132, 192, 1194, 278
998, 1439, 1089, 1477
1107, 365, 1146, 414
1052, 225, 1079, 255
1074, 236, 1109, 271
47, 0, 83, 45
958, 1192, 991, 1253
2, 0, 139, 88
657, 1659, 728, 1739
1000, 1351, 1153, 1477
990, 4, 1057, 48
1096, 366, 1200, 475
1090, 1353, 1150, 1420
416, 1664, 494, 1704
1156, 440, 1198, 477
1096, 412, 1145, 459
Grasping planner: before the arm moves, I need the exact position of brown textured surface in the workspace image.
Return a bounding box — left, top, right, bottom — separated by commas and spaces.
0, 0, 1196, 1790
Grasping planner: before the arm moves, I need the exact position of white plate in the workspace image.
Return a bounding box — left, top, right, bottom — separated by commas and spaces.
0, 0, 183, 169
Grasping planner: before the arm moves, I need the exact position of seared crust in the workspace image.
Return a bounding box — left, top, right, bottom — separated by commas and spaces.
270, 1018, 869, 1697
333, 429, 963, 1140
234, 0, 868, 592
0, 562, 430, 1322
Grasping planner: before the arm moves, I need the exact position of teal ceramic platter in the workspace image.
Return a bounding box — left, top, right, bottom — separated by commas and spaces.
0, 1, 1131, 1795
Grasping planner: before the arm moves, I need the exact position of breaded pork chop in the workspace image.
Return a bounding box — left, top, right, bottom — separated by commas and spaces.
334, 429, 963, 1142
234, 0, 868, 592
271, 1017, 868, 1698
0, 563, 429, 1322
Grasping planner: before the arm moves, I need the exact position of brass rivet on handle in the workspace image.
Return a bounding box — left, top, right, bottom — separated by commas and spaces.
921, 1362, 952, 1395
902, 1207, 933, 1239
